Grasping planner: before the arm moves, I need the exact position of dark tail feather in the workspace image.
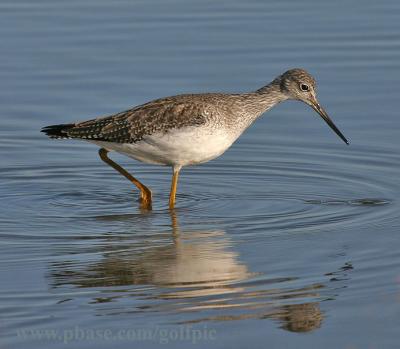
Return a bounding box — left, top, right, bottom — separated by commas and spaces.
41, 123, 75, 139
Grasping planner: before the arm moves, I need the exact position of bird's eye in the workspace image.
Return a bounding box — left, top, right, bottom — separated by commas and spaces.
300, 83, 309, 92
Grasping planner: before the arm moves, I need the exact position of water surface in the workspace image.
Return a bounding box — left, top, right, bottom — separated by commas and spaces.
1, 1, 400, 348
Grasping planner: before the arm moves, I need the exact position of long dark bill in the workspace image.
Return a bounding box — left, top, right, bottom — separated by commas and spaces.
311, 102, 349, 145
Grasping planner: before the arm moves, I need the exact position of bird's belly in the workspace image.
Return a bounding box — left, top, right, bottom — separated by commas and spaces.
91, 126, 235, 166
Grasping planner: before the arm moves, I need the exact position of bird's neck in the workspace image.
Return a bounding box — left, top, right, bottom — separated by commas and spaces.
252, 79, 288, 114
237, 79, 288, 124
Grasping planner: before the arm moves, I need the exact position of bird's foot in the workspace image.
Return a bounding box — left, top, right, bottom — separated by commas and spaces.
139, 189, 152, 210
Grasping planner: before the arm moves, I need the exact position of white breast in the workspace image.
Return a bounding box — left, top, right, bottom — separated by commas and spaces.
91, 126, 236, 166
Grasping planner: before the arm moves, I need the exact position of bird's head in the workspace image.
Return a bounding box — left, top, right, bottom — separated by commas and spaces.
277, 68, 349, 145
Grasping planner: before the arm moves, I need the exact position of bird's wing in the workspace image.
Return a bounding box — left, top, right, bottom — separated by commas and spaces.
65, 97, 208, 143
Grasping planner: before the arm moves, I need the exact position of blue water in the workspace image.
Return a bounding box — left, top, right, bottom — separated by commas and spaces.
1, 1, 400, 348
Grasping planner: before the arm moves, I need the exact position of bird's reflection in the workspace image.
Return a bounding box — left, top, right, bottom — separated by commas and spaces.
49, 212, 352, 333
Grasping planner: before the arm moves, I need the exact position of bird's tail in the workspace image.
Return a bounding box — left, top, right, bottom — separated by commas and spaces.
41, 123, 75, 139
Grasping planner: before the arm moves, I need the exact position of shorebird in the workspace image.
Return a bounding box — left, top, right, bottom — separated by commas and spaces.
42, 68, 348, 210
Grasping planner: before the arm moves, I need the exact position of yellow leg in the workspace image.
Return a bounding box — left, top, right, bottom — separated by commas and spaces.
169, 165, 181, 210
98, 148, 152, 209
170, 209, 179, 239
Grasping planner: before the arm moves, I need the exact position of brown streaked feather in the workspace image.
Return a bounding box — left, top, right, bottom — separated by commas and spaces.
59, 95, 212, 143
41, 74, 290, 143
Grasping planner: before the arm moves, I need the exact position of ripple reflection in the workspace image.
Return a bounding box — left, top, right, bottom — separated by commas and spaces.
49, 212, 353, 332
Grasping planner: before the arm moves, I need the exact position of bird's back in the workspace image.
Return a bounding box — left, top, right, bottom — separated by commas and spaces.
41, 92, 256, 166
41, 92, 244, 144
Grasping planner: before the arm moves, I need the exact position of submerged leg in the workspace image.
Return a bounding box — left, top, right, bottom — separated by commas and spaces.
98, 148, 152, 209
169, 165, 182, 210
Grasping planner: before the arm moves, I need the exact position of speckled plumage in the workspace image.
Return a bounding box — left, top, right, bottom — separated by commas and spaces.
41, 81, 287, 145
41, 68, 348, 209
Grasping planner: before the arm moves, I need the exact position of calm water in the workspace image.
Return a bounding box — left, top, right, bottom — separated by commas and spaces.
1, 0, 400, 348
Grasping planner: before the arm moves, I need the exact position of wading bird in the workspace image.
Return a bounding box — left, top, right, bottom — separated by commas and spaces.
42, 68, 348, 210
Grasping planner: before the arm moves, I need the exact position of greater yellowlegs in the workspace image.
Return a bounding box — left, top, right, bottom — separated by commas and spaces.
42, 68, 349, 210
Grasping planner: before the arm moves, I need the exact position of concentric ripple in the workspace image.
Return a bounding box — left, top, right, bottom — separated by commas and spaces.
1, 142, 397, 237
146, 143, 397, 233
2, 135, 397, 336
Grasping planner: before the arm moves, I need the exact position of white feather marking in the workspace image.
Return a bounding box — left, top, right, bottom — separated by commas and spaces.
90, 126, 236, 166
